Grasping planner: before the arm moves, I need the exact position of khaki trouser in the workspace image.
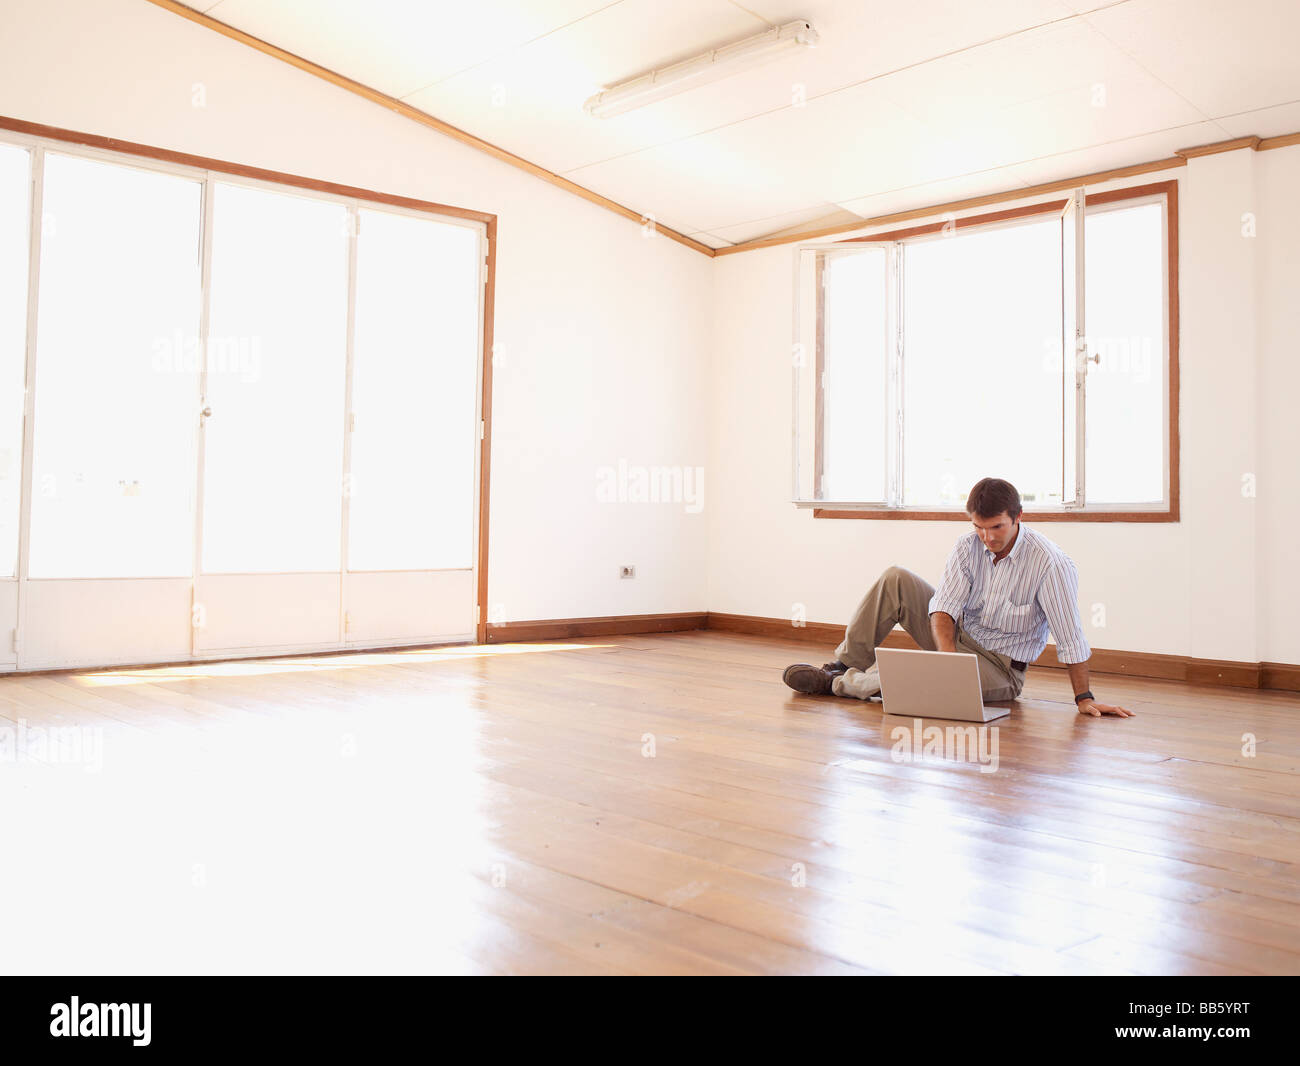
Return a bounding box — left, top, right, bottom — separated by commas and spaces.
831, 565, 1026, 702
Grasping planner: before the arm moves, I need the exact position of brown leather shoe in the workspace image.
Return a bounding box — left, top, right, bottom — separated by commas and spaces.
782, 661, 846, 695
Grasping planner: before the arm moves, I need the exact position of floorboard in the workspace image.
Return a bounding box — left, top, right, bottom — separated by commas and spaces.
0, 631, 1296, 975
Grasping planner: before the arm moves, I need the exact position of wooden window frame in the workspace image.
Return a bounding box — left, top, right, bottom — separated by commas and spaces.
811, 179, 1179, 523
0, 113, 498, 641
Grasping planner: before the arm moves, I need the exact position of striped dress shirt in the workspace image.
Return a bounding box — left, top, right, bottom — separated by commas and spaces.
927, 523, 1092, 665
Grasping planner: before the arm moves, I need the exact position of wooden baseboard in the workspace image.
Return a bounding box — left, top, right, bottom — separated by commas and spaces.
477, 609, 1300, 693
704, 612, 843, 644
1260, 662, 1300, 693
484, 612, 706, 643
702, 611, 1300, 694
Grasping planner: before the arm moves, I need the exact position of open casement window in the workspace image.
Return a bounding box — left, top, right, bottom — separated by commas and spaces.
1060, 187, 1086, 507
792, 242, 899, 505
793, 179, 1174, 518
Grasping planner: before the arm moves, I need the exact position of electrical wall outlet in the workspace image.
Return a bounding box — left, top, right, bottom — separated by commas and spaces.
620, 565, 635, 579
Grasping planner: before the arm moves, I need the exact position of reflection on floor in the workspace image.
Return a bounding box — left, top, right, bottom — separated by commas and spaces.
1, 629, 1296, 975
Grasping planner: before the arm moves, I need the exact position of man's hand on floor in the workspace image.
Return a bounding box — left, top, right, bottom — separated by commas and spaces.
1078, 698, 1134, 718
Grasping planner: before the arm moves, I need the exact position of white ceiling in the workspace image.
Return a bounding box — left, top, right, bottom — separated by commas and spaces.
188, 0, 1300, 248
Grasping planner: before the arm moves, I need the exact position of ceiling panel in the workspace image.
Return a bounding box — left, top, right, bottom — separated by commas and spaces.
836, 167, 1034, 223
205, 0, 612, 98
651, 77, 948, 211
402, 0, 769, 176
1084, 0, 1300, 119
880, 18, 1204, 125
692, 203, 859, 245
1051, 0, 1126, 10
684, 230, 733, 249
1215, 100, 1300, 140
732, 0, 1081, 82
565, 127, 830, 234
892, 76, 1215, 189
1004, 120, 1224, 185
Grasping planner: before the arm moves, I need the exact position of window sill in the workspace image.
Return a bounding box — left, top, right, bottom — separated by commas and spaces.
811, 507, 1178, 523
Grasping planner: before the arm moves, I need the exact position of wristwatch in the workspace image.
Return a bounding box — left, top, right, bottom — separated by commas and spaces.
1073, 690, 1095, 704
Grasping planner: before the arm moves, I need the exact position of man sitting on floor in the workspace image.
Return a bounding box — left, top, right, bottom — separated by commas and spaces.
782, 477, 1134, 719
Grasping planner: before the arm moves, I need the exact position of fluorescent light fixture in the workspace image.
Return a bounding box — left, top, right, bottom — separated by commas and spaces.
583, 19, 820, 119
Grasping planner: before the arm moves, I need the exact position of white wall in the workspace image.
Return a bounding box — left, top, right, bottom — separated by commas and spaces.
1182, 149, 1257, 666
1256, 147, 1300, 666
0, 0, 712, 629
709, 147, 1300, 667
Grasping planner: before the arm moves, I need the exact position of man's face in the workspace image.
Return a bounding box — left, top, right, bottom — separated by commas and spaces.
971, 511, 1019, 555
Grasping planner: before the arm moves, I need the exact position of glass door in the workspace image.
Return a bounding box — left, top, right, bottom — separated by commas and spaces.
5, 137, 486, 670
193, 180, 351, 653
0, 142, 32, 668
20, 150, 202, 669
193, 181, 483, 656
343, 205, 482, 645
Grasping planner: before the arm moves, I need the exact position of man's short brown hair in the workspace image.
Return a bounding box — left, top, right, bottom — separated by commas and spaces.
966, 478, 1023, 521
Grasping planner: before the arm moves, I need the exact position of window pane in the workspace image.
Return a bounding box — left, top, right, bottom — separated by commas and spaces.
901, 219, 1062, 508
30, 153, 201, 578
1061, 192, 1082, 505
202, 182, 349, 573
0, 144, 30, 577
1084, 202, 1165, 503
349, 209, 479, 571
821, 250, 887, 502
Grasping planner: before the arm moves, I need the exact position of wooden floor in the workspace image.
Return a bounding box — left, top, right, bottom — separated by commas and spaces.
1, 629, 1297, 975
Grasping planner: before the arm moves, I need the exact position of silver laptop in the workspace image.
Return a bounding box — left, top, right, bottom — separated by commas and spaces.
876, 647, 1010, 723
